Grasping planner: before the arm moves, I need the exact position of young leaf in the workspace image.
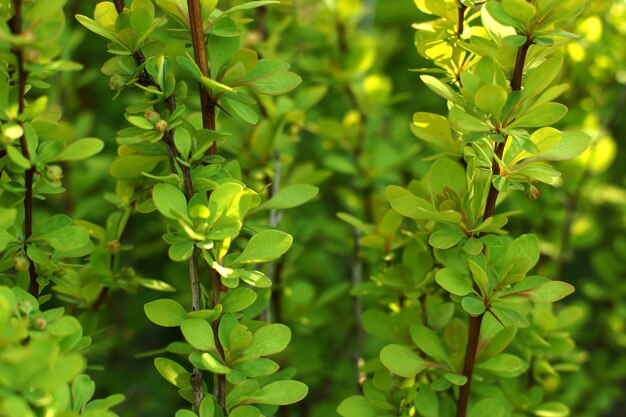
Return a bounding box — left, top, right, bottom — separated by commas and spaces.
244, 323, 291, 357
435, 268, 474, 296
180, 318, 216, 351
253, 184, 319, 212
221, 287, 257, 313
410, 325, 447, 362
52, 138, 104, 161
153, 183, 188, 220
230, 230, 292, 265
248, 380, 308, 405
380, 344, 429, 377
154, 357, 192, 389
144, 299, 188, 327
468, 398, 506, 417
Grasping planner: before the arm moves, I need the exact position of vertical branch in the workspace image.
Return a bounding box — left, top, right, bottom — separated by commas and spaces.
457, 2, 467, 36
186, 0, 223, 410
456, 38, 532, 417
10, 0, 38, 296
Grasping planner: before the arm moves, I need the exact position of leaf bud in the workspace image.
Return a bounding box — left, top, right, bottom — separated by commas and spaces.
144, 110, 161, 124
107, 239, 122, 255
45, 165, 63, 182
14, 256, 30, 272
154, 119, 169, 132
23, 48, 40, 64
34, 317, 47, 330
245, 31, 262, 48
527, 184, 540, 200
109, 73, 127, 90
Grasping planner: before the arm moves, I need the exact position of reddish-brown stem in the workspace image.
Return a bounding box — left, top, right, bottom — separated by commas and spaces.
186, 0, 222, 410
457, 3, 467, 36
10, 0, 37, 296
455, 315, 483, 417
456, 38, 532, 417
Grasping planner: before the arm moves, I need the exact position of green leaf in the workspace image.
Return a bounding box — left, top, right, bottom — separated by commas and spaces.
337, 396, 378, 417
189, 352, 230, 374
415, 384, 438, 417
7, 146, 31, 169
248, 380, 308, 405
229, 405, 260, 417
243, 71, 302, 96
71, 374, 95, 413
221, 287, 257, 313
48, 316, 82, 337
435, 268, 474, 296
509, 103, 568, 128
110, 155, 165, 179
524, 57, 563, 100
429, 157, 466, 197
409, 325, 447, 362
75, 14, 116, 41
175, 410, 197, 417
180, 318, 216, 351
254, 184, 319, 211
223, 1, 278, 14
469, 398, 506, 417
526, 280, 575, 303
444, 373, 468, 385
428, 228, 464, 249
234, 358, 279, 377
154, 357, 191, 389
231, 230, 292, 265
389, 195, 461, 223
93, 2, 117, 30
420, 75, 464, 106
411, 112, 455, 148
461, 296, 486, 316
37, 225, 90, 251
380, 344, 429, 377
476, 353, 527, 377
244, 323, 291, 357
144, 299, 188, 327
475, 84, 507, 119
53, 138, 104, 161
153, 183, 188, 220
530, 402, 570, 417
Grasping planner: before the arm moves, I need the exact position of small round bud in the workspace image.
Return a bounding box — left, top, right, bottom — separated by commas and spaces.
527, 185, 540, 200
23, 48, 40, 64
45, 165, 63, 182
21, 30, 36, 44
189, 205, 210, 219
245, 31, 262, 48
144, 110, 161, 124
14, 256, 30, 272
109, 73, 126, 90
154, 119, 168, 132
107, 240, 122, 255
34, 317, 47, 330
